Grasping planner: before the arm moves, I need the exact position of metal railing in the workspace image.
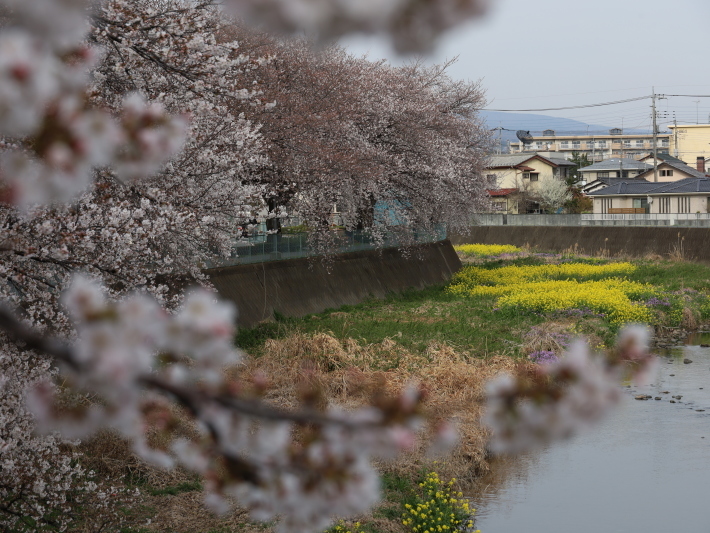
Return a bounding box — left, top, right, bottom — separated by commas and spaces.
473, 213, 710, 227
581, 213, 710, 221
205, 225, 447, 268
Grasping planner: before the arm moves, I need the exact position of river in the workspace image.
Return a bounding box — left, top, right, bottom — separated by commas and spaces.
471, 333, 710, 533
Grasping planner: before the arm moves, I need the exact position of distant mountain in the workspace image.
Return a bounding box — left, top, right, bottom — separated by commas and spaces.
478, 110, 651, 151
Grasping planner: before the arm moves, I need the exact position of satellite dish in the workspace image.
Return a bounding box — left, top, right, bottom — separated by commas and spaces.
516, 130, 533, 145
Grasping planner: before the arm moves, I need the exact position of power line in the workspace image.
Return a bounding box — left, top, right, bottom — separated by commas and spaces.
483, 95, 651, 112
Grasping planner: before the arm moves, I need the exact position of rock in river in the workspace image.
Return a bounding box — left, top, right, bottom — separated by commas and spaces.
684, 358, 693, 364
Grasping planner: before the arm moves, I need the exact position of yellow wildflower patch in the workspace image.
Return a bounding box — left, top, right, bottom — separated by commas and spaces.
402, 471, 478, 533
448, 262, 656, 326
454, 243, 521, 256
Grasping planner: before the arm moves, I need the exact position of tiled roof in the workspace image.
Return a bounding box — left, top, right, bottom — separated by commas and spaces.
487, 188, 518, 197
488, 154, 538, 168
650, 178, 710, 194
582, 178, 649, 193
487, 153, 572, 169
640, 153, 687, 164
587, 181, 662, 196
546, 157, 576, 167
579, 158, 653, 172
588, 177, 710, 196
636, 160, 707, 180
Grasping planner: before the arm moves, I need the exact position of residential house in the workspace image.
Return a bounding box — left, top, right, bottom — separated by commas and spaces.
487, 188, 519, 214
582, 177, 650, 195
578, 158, 652, 183
485, 153, 575, 213
587, 177, 710, 214
638, 152, 687, 166
509, 129, 671, 162
634, 159, 708, 182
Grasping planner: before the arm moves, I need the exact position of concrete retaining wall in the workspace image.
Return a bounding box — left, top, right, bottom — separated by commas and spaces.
205, 240, 461, 328
451, 226, 710, 263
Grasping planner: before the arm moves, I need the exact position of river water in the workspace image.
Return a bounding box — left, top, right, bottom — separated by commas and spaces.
471, 333, 710, 533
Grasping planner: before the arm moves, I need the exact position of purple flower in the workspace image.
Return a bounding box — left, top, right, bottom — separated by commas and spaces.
528, 351, 559, 365
645, 297, 671, 307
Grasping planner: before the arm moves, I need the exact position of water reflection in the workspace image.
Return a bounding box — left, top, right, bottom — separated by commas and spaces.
471, 334, 710, 533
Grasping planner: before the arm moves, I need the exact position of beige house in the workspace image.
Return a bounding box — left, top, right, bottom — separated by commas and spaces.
485, 153, 575, 213
668, 124, 710, 166
635, 159, 708, 182
588, 178, 710, 214
578, 158, 652, 183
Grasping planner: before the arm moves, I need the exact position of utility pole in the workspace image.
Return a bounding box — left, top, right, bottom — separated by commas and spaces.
673, 116, 679, 157
620, 118, 624, 160
652, 87, 659, 183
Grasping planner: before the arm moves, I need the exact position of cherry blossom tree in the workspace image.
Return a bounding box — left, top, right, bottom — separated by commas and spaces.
231, 28, 492, 248
0, 0, 658, 531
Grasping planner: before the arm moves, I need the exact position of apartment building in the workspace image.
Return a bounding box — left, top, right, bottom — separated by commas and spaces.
668, 123, 710, 165
509, 128, 672, 162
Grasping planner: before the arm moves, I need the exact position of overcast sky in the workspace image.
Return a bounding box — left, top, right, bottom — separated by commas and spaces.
341, 0, 710, 131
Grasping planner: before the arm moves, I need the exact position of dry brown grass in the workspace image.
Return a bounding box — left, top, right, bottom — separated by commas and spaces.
243, 332, 520, 479
73, 333, 523, 532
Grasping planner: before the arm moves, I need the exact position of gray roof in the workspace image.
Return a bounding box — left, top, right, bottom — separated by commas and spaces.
636, 160, 707, 180
488, 154, 539, 168
639, 153, 687, 164
650, 178, 710, 194
579, 158, 653, 173
588, 177, 710, 196
587, 181, 661, 196
487, 153, 574, 169
546, 157, 576, 167
582, 177, 650, 193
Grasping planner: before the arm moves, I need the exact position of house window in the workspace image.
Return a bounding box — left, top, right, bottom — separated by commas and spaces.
659, 196, 671, 214
601, 198, 613, 214
597, 141, 607, 148
659, 169, 674, 177
572, 141, 581, 148
678, 197, 691, 213
523, 172, 539, 181
636, 140, 645, 147
632, 198, 650, 211
623, 140, 632, 147
561, 142, 570, 149
598, 172, 610, 178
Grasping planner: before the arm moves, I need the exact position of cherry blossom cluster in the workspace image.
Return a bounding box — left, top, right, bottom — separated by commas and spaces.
0, 340, 141, 532
484, 326, 656, 454
228, 0, 491, 52
0, 0, 188, 209
10, 275, 440, 533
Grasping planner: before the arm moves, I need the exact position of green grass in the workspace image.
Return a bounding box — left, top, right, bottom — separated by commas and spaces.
237, 284, 547, 358
625, 259, 710, 292
236, 256, 710, 360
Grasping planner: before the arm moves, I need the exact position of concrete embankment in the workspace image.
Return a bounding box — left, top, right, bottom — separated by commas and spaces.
450, 226, 710, 263
205, 240, 461, 328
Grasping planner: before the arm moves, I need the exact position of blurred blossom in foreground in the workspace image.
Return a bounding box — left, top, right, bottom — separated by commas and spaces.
485, 325, 656, 455
19, 274, 448, 533
226, 0, 492, 53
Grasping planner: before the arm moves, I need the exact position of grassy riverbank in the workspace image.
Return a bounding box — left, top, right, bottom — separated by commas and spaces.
79, 248, 710, 533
